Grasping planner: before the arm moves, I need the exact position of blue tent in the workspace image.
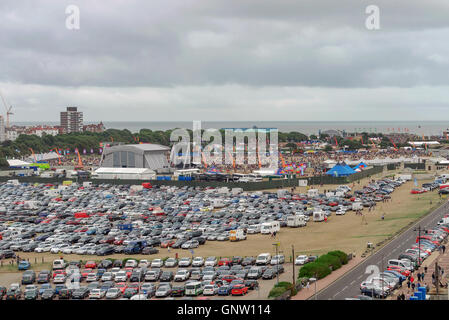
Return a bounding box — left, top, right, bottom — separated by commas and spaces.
326, 163, 356, 177
352, 162, 368, 170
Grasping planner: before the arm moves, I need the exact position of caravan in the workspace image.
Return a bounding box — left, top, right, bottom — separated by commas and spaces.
260, 221, 280, 234
287, 215, 307, 227
229, 229, 247, 241
313, 209, 325, 222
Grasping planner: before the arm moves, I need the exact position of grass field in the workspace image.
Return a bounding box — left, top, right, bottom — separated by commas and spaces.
4, 172, 444, 266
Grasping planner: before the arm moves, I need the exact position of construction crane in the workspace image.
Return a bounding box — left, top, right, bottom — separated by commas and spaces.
0, 90, 13, 128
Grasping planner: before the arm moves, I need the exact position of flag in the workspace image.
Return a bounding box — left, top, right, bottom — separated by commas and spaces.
414, 178, 418, 187
189, 249, 194, 255
90, 149, 93, 154
83, 149, 86, 154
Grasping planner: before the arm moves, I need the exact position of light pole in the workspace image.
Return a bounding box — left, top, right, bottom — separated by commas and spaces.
272, 242, 279, 285
414, 225, 422, 268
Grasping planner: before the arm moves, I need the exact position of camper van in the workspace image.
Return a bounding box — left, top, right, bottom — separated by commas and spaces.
260, 221, 280, 234
229, 229, 247, 241
247, 224, 261, 234
287, 215, 307, 228
313, 209, 325, 222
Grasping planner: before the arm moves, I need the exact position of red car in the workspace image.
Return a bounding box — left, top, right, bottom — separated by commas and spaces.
52, 269, 66, 278
218, 258, 231, 266
416, 236, 439, 245
125, 267, 134, 278
386, 266, 410, 277
161, 239, 175, 248
116, 283, 128, 294
231, 284, 248, 296
81, 268, 93, 279
85, 261, 97, 269
410, 188, 424, 194
222, 275, 238, 283
114, 238, 125, 245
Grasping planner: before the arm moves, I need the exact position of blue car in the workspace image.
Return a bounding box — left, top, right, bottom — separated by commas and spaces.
39, 283, 52, 295
18, 260, 31, 271
218, 285, 231, 296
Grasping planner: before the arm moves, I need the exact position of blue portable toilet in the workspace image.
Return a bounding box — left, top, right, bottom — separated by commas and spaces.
409, 296, 418, 300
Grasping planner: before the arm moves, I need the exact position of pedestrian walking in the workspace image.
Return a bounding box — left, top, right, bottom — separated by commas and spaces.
443, 245, 446, 254
306, 281, 310, 289
424, 266, 428, 273
407, 280, 411, 289
417, 273, 421, 282
421, 271, 425, 281
411, 282, 416, 291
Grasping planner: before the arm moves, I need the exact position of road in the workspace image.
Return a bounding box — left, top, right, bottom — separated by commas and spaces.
314, 199, 449, 300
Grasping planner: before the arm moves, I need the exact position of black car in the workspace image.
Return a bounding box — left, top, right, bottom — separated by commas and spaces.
40, 288, 56, 300
99, 259, 113, 269
24, 289, 38, 300
241, 257, 256, 266
37, 271, 51, 284
5, 288, 21, 300
59, 288, 72, 299
142, 247, 159, 255
232, 256, 243, 265
112, 260, 123, 268
262, 269, 275, 279
0, 250, 15, 259
244, 280, 259, 290
171, 286, 185, 297
72, 287, 89, 299
160, 271, 174, 282
97, 246, 115, 256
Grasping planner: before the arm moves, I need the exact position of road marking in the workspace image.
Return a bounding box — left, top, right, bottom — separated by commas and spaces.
350, 280, 355, 285
342, 285, 348, 291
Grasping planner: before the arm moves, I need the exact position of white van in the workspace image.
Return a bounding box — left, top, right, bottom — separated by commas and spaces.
256, 253, 272, 265
229, 229, 247, 241
352, 202, 363, 211
260, 221, 280, 234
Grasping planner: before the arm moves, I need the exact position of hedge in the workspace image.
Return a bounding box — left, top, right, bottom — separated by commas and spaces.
268, 282, 294, 298
298, 250, 348, 279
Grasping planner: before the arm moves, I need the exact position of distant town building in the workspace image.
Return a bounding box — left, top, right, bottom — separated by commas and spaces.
60, 106, 83, 133
0, 116, 5, 142
83, 122, 105, 133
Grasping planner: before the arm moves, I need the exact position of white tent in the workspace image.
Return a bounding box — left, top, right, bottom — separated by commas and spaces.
93, 167, 156, 180
7, 159, 31, 167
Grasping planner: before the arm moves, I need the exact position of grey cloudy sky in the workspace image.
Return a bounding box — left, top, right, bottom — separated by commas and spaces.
1, 0, 449, 122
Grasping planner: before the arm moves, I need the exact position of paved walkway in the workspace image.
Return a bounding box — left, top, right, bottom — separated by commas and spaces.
291, 256, 363, 300
388, 242, 449, 299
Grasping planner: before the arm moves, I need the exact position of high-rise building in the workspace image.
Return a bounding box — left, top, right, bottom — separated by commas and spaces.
60, 107, 83, 133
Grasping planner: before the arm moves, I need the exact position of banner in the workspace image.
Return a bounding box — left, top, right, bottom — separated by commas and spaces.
298, 179, 308, 187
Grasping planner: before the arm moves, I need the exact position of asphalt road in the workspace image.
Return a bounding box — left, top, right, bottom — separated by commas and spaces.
313, 198, 449, 300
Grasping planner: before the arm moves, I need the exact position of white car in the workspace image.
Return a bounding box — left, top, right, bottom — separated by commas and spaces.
86, 272, 98, 282
203, 284, 219, 296
105, 288, 121, 299
130, 294, 148, 300
110, 267, 121, 277
89, 288, 105, 299
138, 260, 149, 268
295, 255, 309, 265
115, 271, 128, 282
164, 258, 178, 268
336, 209, 346, 215
151, 259, 164, 268
125, 259, 138, 268
204, 256, 217, 267
53, 274, 66, 284
101, 272, 114, 282
192, 257, 204, 267
174, 269, 190, 282
178, 258, 192, 267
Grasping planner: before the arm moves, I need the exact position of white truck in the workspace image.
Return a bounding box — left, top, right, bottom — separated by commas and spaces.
229, 229, 247, 241
398, 174, 412, 181
261, 221, 280, 234
287, 215, 307, 227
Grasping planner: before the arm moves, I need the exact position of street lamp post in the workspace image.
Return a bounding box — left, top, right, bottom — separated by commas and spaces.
272, 243, 279, 285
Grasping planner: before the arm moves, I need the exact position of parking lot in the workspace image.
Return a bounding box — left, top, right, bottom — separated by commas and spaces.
0, 175, 427, 299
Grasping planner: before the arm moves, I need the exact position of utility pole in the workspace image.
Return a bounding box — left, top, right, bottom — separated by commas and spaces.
292, 245, 295, 295
414, 225, 422, 267
436, 261, 439, 295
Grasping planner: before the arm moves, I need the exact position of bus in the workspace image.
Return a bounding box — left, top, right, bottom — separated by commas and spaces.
185, 281, 203, 296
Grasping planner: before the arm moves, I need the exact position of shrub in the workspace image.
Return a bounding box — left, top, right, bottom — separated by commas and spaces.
328, 250, 348, 265
275, 281, 292, 289
299, 262, 332, 279
316, 254, 342, 271
268, 287, 287, 298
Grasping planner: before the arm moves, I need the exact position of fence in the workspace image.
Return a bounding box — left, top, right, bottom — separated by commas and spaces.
404, 163, 426, 170
0, 165, 387, 191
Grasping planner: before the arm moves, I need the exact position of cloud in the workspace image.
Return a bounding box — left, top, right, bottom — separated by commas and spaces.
0, 0, 449, 121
